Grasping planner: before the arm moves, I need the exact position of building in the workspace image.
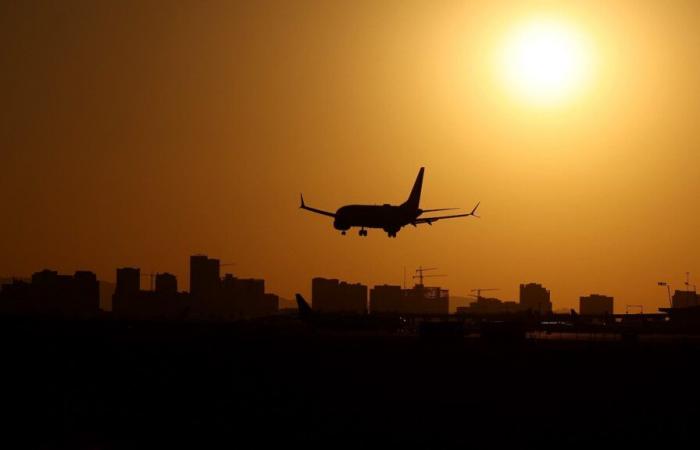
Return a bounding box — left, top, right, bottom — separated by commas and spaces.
106, 256, 282, 320
223, 275, 264, 299
370, 285, 403, 314
113, 267, 140, 316
155, 273, 178, 296
188, 255, 279, 319
72, 271, 100, 313
401, 284, 449, 315
190, 255, 220, 301
659, 290, 700, 325
0, 269, 99, 316
369, 283, 449, 315
113, 268, 188, 319
671, 290, 699, 309
456, 297, 521, 315
220, 274, 278, 318
115, 268, 140, 297
519, 283, 552, 313
312, 278, 367, 314
579, 294, 614, 315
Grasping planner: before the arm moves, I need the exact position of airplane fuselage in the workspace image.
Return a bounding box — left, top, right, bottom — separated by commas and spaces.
333, 204, 418, 235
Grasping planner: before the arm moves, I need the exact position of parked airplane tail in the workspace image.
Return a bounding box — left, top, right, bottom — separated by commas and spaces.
402, 167, 424, 211
295, 294, 314, 320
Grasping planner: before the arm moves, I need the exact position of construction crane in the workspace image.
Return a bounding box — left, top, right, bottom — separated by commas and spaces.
659, 272, 697, 308
685, 271, 696, 292
470, 287, 499, 300
657, 281, 672, 307
412, 266, 446, 286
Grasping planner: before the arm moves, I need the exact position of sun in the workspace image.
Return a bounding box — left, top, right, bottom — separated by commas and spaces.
498, 18, 594, 106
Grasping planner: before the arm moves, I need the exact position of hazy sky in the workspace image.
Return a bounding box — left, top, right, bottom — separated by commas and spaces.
2, 0, 700, 312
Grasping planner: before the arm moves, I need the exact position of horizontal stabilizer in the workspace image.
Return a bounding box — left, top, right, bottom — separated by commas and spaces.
413, 201, 481, 225
420, 207, 459, 213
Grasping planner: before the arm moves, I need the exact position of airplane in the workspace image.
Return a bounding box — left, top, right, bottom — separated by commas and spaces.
299, 167, 479, 237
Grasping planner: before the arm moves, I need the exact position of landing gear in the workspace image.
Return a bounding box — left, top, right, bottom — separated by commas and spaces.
386, 231, 397, 238
341, 230, 347, 235
359, 229, 368, 237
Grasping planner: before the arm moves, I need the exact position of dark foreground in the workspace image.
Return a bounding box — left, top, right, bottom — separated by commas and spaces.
2, 317, 699, 448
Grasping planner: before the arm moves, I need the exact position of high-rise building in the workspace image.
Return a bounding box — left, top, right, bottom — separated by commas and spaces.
219, 274, 277, 318
457, 296, 521, 315
0, 269, 99, 316
671, 290, 699, 309
580, 294, 614, 315
370, 285, 403, 313
73, 271, 100, 312
519, 283, 552, 313
115, 268, 140, 296
190, 255, 220, 300
312, 278, 367, 314
401, 284, 449, 315
114, 267, 188, 319
369, 282, 449, 315
155, 273, 178, 296
113, 267, 141, 315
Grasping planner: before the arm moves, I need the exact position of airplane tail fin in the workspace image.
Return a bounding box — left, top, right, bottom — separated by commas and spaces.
295, 294, 314, 321
402, 167, 424, 211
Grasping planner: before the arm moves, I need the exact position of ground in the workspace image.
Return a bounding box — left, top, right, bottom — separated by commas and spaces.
1, 317, 698, 448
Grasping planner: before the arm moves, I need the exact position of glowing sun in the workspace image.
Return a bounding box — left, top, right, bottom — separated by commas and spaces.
498, 18, 594, 105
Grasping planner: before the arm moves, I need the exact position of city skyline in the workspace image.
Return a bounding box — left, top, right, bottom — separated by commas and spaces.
2, 257, 693, 314
7, 253, 700, 315
3, 1, 700, 314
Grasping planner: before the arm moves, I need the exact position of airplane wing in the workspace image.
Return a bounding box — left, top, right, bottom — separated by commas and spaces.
414, 202, 480, 225
299, 194, 336, 218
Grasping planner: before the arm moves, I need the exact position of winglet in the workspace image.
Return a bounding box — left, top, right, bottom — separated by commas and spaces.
300, 193, 305, 208
470, 201, 480, 218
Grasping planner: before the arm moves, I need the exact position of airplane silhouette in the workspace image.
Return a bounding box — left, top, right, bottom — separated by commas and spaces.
300, 167, 479, 237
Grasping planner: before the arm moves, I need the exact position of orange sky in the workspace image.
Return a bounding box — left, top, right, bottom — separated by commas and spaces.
2, 0, 700, 312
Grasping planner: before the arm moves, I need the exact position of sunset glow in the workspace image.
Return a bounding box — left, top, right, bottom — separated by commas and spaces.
1, 1, 697, 314
498, 18, 594, 105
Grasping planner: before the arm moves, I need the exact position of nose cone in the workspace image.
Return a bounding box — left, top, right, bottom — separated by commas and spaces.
333, 219, 349, 231
334, 207, 349, 230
